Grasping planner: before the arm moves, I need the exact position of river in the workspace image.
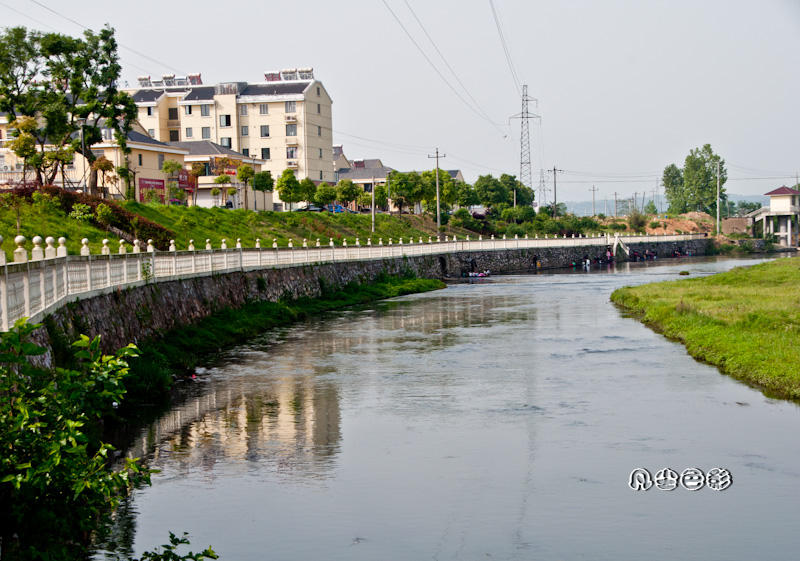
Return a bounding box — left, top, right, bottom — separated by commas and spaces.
96, 255, 800, 561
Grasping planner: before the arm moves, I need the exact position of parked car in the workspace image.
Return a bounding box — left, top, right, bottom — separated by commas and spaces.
294, 205, 327, 212
325, 204, 345, 213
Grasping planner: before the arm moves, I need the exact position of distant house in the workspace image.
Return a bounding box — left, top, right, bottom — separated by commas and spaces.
166, 140, 272, 210
334, 145, 394, 209
747, 186, 799, 246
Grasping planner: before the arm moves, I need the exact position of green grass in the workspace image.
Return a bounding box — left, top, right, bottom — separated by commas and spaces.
125, 274, 445, 400
610, 258, 800, 400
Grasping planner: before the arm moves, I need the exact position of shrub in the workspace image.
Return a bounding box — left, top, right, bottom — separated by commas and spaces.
649, 221, 662, 230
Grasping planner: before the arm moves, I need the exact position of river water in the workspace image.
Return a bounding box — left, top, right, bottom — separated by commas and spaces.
97, 256, 800, 561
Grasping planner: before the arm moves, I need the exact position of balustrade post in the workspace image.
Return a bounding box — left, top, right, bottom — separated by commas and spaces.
31, 236, 44, 261
14, 236, 28, 263
1, 260, 7, 332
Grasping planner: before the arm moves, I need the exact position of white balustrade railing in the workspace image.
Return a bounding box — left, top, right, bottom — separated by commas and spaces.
0, 231, 706, 331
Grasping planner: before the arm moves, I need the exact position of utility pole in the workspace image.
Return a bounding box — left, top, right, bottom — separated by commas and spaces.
428, 149, 446, 237
589, 185, 599, 216
613, 192, 618, 219
371, 174, 376, 233
604, 196, 607, 216
716, 160, 721, 235
538, 169, 547, 207
551, 167, 563, 217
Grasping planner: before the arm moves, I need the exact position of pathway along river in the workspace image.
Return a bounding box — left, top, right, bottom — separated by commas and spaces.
97, 256, 800, 561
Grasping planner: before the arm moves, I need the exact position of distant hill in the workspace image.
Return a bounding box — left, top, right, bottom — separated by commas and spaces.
559, 194, 769, 217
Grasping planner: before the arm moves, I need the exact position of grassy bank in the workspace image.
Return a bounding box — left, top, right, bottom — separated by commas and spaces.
125, 274, 445, 399
610, 258, 800, 399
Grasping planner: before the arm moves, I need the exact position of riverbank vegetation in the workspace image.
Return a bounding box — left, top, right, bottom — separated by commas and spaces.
611, 258, 800, 399
125, 274, 445, 399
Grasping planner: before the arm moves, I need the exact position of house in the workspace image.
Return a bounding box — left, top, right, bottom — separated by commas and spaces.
127, 69, 333, 210
747, 186, 799, 246
166, 140, 272, 210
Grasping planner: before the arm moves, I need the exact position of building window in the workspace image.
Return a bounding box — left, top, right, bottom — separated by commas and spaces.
273, 203, 283, 212
319, 171, 323, 180
259, 104, 269, 115
285, 101, 296, 113
261, 147, 270, 160
260, 125, 270, 138
186, 127, 193, 138
286, 146, 297, 159
184, 105, 192, 115
201, 105, 210, 117
146, 107, 153, 116
241, 126, 249, 136
220, 114, 231, 127
147, 129, 155, 137
201, 127, 211, 139
169, 130, 179, 141
240, 105, 248, 116
285, 124, 297, 136
318, 125, 321, 136
138, 154, 142, 166
317, 103, 321, 114
242, 148, 249, 157
168, 107, 179, 120
158, 154, 165, 170
318, 148, 323, 158
221, 137, 231, 148
317, 86, 320, 96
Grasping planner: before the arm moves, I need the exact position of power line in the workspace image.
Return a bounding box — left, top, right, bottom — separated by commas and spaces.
489, 0, 522, 95
381, 0, 505, 132
28, 0, 188, 76
0, 1, 155, 76
402, 0, 502, 131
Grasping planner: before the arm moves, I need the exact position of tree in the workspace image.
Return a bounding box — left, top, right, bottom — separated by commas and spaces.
683, 144, 726, 215
161, 159, 183, 205
373, 182, 389, 210
236, 164, 255, 210
314, 182, 337, 207
92, 156, 115, 197
336, 178, 361, 208
0, 320, 149, 559
474, 174, 509, 207
499, 174, 533, 206
386, 171, 423, 214
663, 145, 726, 215
455, 181, 479, 208
357, 191, 373, 209
0, 26, 138, 193
275, 169, 302, 208
644, 200, 658, 215
213, 175, 230, 207
252, 170, 274, 211
662, 163, 685, 213
298, 177, 317, 205
210, 186, 221, 206
188, 162, 206, 207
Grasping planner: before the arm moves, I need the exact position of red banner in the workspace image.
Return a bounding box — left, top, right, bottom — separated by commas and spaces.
139, 178, 165, 202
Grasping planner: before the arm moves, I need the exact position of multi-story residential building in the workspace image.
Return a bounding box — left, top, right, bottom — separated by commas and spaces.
128, 69, 333, 208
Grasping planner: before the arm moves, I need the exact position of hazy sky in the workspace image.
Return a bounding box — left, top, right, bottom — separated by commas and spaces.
3, 0, 799, 202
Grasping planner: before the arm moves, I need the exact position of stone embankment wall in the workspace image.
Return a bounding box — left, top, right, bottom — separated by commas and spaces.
34, 238, 712, 362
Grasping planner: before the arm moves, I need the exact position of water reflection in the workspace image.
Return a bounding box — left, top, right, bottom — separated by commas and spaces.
97, 256, 800, 561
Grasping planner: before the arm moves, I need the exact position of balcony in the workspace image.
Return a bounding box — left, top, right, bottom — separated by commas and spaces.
285, 115, 297, 123
287, 161, 298, 168
167, 119, 180, 128
285, 137, 298, 145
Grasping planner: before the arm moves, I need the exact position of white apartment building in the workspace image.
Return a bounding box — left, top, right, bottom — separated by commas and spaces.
128, 69, 333, 210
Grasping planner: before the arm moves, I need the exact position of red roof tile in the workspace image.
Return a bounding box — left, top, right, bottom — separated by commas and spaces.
765, 186, 800, 196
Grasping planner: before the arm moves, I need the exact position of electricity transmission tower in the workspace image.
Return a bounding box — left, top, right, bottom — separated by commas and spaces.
511, 85, 539, 203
